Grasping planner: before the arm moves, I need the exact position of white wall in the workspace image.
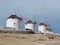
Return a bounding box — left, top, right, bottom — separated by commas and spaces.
38, 25, 46, 33
25, 23, 34, 31
6, 18, 20, 30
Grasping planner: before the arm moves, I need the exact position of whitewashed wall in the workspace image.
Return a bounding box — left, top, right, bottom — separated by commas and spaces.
25, 23, 34, 31
6, 18, 20, 30
38, 25, 46, 33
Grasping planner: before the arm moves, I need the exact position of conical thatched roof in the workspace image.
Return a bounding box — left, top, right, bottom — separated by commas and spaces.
7, 13, 23, 20
39, 23, 47, 26
26, 20, 34, 24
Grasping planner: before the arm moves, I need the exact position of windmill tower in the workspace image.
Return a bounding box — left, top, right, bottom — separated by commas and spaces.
38, 23, 47, 34
6, 13, 22, 30
25, 20, 35, 31
24, 15, 37, 31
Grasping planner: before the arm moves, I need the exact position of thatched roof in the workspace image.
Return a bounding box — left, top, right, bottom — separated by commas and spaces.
7, 14, 23, 20
26, 20, 34, 24
39, 23, 47, 26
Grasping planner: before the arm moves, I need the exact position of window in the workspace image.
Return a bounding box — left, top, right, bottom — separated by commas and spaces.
14, 22, 15, 25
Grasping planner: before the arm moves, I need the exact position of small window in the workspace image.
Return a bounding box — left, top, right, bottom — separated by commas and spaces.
14, 23, 15, 25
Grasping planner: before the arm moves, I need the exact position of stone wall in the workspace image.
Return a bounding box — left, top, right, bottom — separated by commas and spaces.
0, 30, 35, 34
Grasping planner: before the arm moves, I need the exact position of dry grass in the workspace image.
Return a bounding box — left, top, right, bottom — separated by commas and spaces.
0, 33, 60, 45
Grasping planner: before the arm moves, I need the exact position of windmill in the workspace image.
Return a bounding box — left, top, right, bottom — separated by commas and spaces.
42, 17, 52, 32
31, 15, 37, 32
32, 16, 37, 25
17, 7, 30, 30
17, 7, 29, 21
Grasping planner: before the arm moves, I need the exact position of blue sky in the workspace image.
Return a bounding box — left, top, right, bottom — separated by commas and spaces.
0, 0, 60, 34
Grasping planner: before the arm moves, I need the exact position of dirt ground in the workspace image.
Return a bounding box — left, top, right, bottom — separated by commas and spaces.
0, 33, 60, 45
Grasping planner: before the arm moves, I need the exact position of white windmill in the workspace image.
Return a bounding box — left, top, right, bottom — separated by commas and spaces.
25, 20, 35, 31
6, 13, 22, 30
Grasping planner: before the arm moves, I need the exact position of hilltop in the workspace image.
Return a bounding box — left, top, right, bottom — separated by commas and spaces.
0, 33, 60, 45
